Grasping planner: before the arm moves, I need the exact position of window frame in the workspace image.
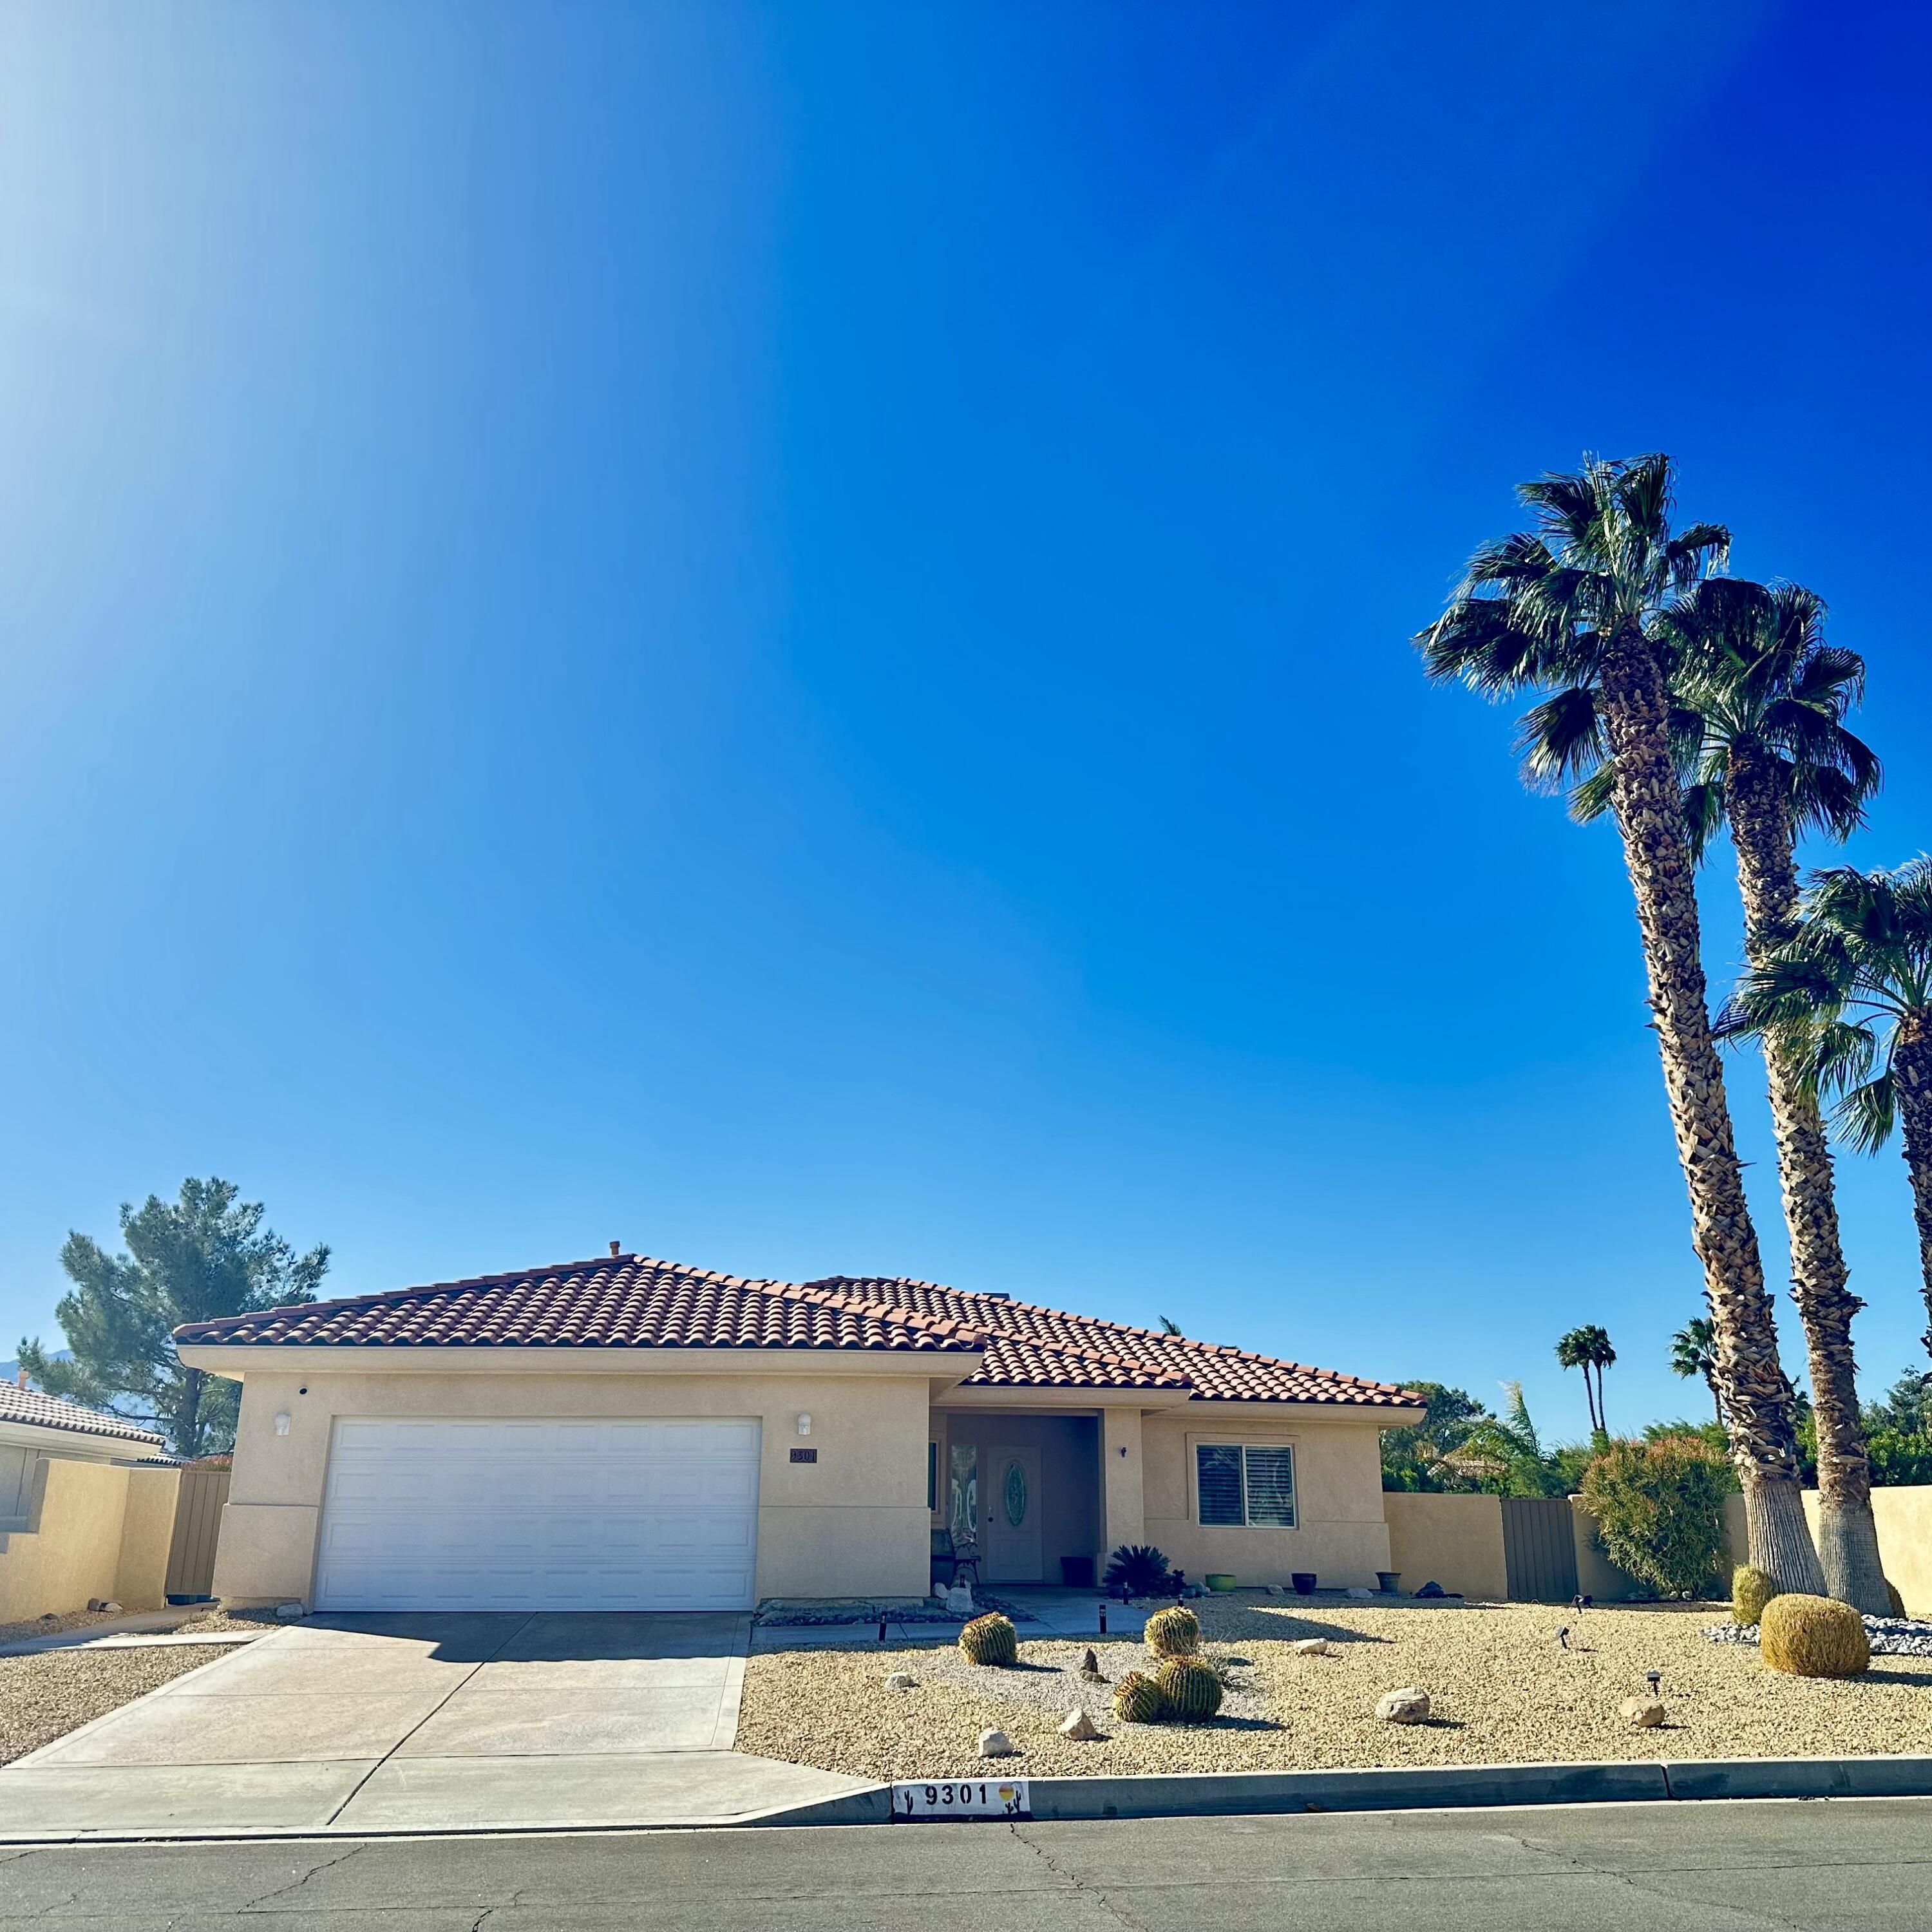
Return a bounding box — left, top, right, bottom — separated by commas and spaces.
1192, 1440, 1297, 1530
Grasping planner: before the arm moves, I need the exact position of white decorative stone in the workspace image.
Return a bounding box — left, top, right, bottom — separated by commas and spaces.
274, 1601, 306, 1620
885, 1672, 918, 1691
1293, 1638, 1341, 1657
978, 1727, 1017, 1757
1345, 1586, 1374, 1600
931, 1583, 949, 1600
1376, 1687, 1431, 1724
1059, 1709, 1101, 1741
1620, 1697, 1665, 1728
100, 1602, 123, 1615
945, 1585, 976, 1615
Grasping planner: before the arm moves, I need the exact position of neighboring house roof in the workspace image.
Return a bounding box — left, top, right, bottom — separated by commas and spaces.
0, 1381, 170, 1449
173, 1253, 1422, 1410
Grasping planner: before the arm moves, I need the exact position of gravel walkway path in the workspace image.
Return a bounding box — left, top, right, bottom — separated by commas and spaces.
736, 1598, 1932, 1781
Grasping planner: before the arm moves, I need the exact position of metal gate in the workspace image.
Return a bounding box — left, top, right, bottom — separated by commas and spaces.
164, 1466, 230, 1599
1501, 1495, 1579, 1602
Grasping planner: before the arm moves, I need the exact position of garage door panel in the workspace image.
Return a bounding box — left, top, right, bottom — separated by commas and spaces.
314, 1417, 762, 1611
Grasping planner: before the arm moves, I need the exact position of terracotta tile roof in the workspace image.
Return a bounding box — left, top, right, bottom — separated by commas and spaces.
0, 1382, 171, 1448
804, 1277, 1423, 1408
171, 1256, 984, 1355
175, 1254, 1418, 1409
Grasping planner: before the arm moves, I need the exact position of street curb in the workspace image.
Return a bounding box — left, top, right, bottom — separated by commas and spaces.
5, 1756, 1930, 1844
742, 1752, 1932, 1826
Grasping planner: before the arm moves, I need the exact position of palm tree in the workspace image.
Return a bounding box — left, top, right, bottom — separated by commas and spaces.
1672, 582, 1886, 1609
1728, 859, 1932, 1375
1555, 1325, 1615, 1434
1671, 1314, 1725, 1424
1570, 579, 1887, 1609
1418, 453, 1824, 1595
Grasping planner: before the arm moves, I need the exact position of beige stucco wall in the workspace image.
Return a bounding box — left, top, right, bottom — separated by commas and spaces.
1383, 1491, 1508, 1601
0, 1459, 181, 1622
1143, 1409, 1392, 1589
212, 1366, 938, 1607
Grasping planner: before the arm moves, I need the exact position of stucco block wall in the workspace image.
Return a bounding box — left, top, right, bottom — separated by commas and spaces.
0, 1459, 181, 1622
215, 1367, 936, 1606
1383, 1491, 1508, 1601
1144, 1411, 1391, 1589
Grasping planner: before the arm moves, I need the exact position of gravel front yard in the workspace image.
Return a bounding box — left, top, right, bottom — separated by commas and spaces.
0, 1647, 223, 1765
735, 1598, 1932, 1781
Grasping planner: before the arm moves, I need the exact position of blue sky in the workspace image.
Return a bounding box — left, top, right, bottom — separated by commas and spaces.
2, 2, 1928, 1444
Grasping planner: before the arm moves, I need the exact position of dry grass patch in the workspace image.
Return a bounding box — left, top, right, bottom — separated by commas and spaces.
735, 1598, 1932, 1782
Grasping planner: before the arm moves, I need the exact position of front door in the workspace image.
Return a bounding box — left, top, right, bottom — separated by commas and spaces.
983, 1444, 1042, 1582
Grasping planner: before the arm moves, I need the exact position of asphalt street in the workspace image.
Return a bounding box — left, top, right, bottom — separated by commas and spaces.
1, 1797, 1927, 1930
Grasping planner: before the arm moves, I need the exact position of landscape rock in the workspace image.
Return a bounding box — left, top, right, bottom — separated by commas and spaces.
1376, 1687, 1432, 1724
274, 1602, 306, 1620
100, 1602, 122, 1615
884, 1672, 918, 1691
1414, 1581, 1446, 1599
1059, 1709, 1102, 1741
1345, 1586, 1374, 1600
1620, 1697, 1665, 1728
1293, 1638, 1341, 1657
1077, 1647, 1104, 1678
978, 1727, 1018, 1757
945, 1585, 976, 1615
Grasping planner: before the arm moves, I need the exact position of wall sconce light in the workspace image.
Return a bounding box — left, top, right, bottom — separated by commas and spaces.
274, 1412, 292, 1437
797, 1414, 812, 1437
1117, 1444, 1128, 1457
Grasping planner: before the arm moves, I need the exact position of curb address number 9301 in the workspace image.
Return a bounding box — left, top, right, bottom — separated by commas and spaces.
892, 1778, 1031, 1819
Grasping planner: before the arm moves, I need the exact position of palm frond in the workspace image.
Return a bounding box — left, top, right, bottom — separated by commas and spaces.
1516, 687, 1604, 788
1833, 1069, 1899, 1155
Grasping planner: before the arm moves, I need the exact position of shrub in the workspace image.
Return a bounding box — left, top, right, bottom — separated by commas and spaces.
1580, 1437, 1730, 1596
1887, 1578, 1908, 1619
1153, 1654, 1224, 1721
1103, 1544, 1172, 1598
1732, 1565, 1779, 1628
1866, 1428, 1932, 1488
1144, 1605, 1200, 1658
1760, 1593, 1870, 1678
958, 1613, 1017, 1667
1112, 1670, 1165, 1723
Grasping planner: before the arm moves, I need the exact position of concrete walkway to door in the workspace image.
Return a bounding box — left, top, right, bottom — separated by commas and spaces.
0, 1611, 875, 1840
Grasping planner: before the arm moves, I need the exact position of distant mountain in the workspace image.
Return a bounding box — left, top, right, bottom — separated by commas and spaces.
0, 1348, 73, 1387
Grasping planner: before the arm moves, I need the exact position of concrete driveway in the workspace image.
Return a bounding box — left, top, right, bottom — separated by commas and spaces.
0, 1612, 873, 1839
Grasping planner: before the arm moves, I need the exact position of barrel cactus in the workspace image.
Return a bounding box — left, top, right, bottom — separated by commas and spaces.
1144, 1605, 1200, 1658
958, 1613, 1018, 1667
1732, 1564, 1778, 1628
1112, 1670, 1166, 1723
1153, 1654, 1224, 1722
1760, 1593, 1870, 1679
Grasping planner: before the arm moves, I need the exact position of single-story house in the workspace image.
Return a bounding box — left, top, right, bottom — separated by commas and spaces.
174, 1251, 1423, 1613
1, 1379, 171, 1526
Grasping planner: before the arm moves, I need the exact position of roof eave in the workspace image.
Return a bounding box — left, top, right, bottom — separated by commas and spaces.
174, 1341, 990, 1379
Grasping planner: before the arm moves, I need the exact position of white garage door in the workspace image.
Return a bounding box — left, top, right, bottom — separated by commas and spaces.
313, 1417, 761, 1612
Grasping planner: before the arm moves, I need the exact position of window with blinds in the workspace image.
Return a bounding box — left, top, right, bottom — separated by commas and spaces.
1194, 1443, 1296, 1528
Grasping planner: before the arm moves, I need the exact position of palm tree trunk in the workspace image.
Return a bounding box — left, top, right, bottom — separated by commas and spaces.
1727, 747, 1886, 1611
1598, 627, 1825, 1595
1896, 1021, 1932, 1367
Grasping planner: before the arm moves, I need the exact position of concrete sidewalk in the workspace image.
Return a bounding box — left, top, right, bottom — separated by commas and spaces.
0, 1611, 872, 1839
